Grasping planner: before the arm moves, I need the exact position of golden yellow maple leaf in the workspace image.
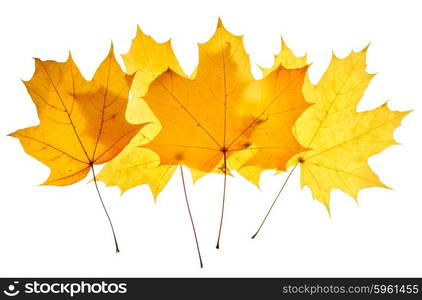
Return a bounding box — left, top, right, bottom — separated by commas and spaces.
141, 20, 309, 248
10, 46, 145, 186
9, 46, 147, 252
287, 47, 410, 210
97, 27, 185, 198
143, 20, 308, 174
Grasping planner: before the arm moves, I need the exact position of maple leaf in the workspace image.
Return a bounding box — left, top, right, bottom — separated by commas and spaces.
251, 46, 410, 240
97, 27, 186, 198
287, 47, 410, 210
143, 21, 308, 174
138, 19, 308, 247
10, 46, 145, 251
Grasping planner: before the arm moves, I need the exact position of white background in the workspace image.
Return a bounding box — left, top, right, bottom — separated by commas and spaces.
0, 0, 421, 277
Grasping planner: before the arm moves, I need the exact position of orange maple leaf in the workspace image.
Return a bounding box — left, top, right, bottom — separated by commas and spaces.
10, 46, 146, 251
142, 20, 309, 247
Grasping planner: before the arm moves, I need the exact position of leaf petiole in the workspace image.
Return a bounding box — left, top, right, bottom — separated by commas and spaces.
216, 151, 227, 249
251, 163, 298, 239
91, 166, 120, 253
180, 166, 203, 268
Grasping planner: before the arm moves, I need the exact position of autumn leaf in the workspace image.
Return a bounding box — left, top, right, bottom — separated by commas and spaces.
98, 25, 216, 203
97, 26, 188, 198
143, 21, 308, 174
288, 47, 410, 210
251, 46, 410, 239
137, 19, 308, 247
10, 46, 146, 251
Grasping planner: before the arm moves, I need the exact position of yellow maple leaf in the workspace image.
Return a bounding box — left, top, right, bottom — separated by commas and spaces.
10, 46, 145, 185
288, 47, 410, 210
9, 46, 146, 252
97, 27, 185, 198
141, 19, 309, 248
143, 21, 308, 174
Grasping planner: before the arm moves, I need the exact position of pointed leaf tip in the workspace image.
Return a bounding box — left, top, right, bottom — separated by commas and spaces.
361, 42, 371, 53
109, 42, 115, 54
67, 50, 73, 61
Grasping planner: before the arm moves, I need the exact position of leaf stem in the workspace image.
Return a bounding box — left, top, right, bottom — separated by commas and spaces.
251, 164, 298, 239
91, 166, 120, 253
216, 151, 227, 249
179, 166, 203, 268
